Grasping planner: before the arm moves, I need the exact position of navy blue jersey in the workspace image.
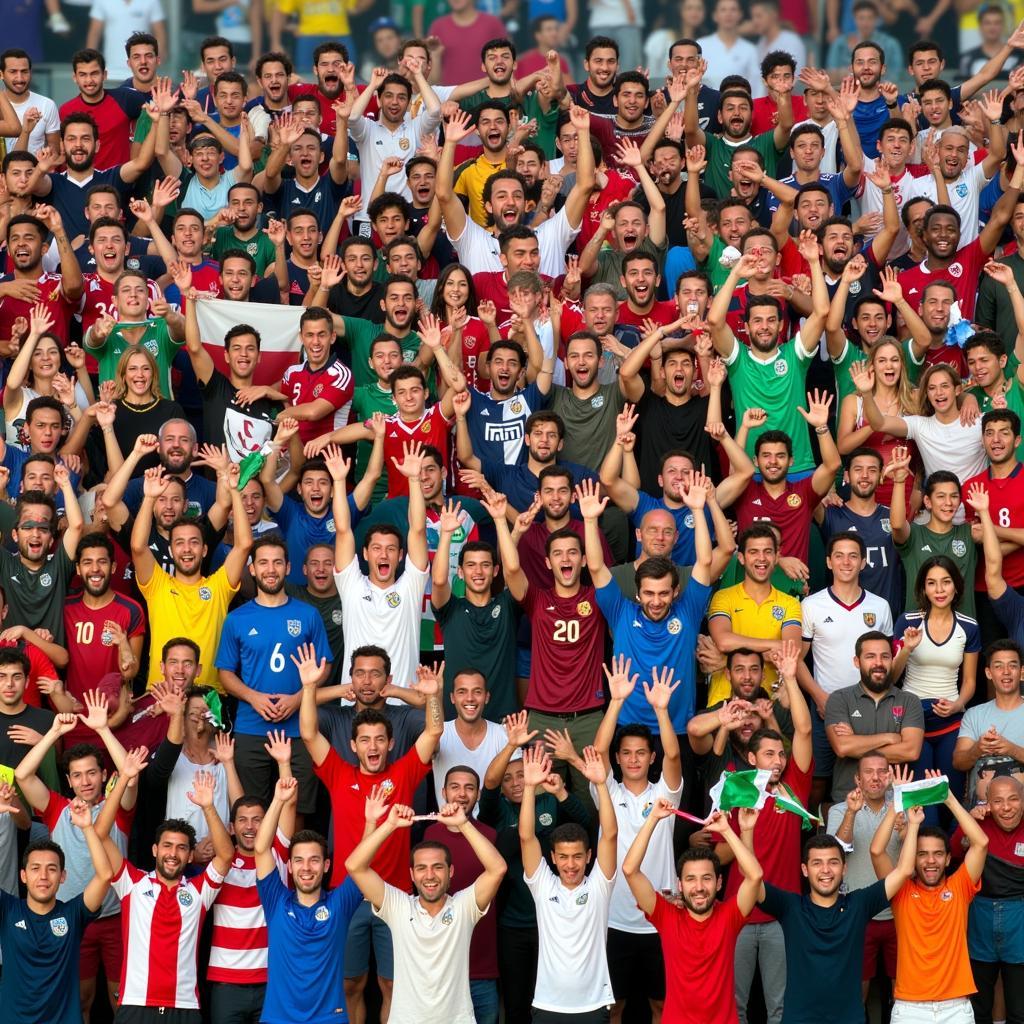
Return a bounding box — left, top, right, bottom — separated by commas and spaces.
822, 503, 903, 616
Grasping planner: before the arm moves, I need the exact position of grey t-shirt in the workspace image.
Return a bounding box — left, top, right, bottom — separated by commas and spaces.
550, 382, 625, 471
957, 700, 1024, 807
826, 797, 900, 921
824, 685, 925, 802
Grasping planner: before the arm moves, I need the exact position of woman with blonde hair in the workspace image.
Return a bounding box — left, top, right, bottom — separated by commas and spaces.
4, 303, 94, 446
837, 337, 918, 509
853, 360, 986, 522
111, 346, 185, 476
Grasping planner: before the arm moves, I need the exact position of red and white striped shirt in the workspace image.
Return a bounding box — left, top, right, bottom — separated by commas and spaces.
112, 860, 224, 1008
207, 832, 290, 984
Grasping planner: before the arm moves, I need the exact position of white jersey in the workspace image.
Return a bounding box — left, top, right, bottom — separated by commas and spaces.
525, 859, 615, 1013
88, 0, 165, 80
902, 415, 986, 521
112, 861, 224, 1009
903, 158, 988, 245
433, 719, 508, 809
374, 884, 484, 1024
593, 775, 682, 934
349, 108, 442, 218
857, 157, 918, 258
7, 92, 60, 154
334, 555, 428, 691
165, 751, 230, 843
801, 587, 893, 694
449, 207, 579, 278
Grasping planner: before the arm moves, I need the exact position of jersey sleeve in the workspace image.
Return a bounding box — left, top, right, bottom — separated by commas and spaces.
680, 578, 713, 624
759, 882, 795, 921
962, 615, 982, 654
308, 607, 332, 664
39, 789, 69, 832
780, 593, 802, 629
373, 881, 405, 925
595, 578, 627, 630
708, 587, 733, 623
196, 862, 225, 908
214, 614, 241, 672
256, 869, 286, 915
125, 598, 146, 638
111, 858, 145, 899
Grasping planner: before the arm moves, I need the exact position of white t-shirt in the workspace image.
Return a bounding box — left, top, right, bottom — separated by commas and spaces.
7, 92, 60, 155
525, 859, 616, 1013
904, 159, 989, 245
589, 0, 643, 29
858, 157, 918, 259
349, 108, 442, 218
433, 719, 508, 809
696, 34, 765, 96
449, 207, 579, 278
794, 117, 840, 176
334, 555, 429, 694
902, 415, 986, 522
374, 883, 484, 1024
801, 588, 893, 694
88, 0, 166, 80
165, 752, 229, 842
592, 775, 682, 934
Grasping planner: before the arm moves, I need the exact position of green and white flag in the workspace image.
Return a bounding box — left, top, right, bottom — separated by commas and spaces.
893, 776, 950, 813
774, 785, 824, 830
708, 769, 773, 814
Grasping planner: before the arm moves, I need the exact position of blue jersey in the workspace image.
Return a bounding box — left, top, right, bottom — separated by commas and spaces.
480, 456, 597, 516
48, 169, 133, 241
822, 504, 903, 616
595, 575, 713, 733
216, 596, 331, 737
0, 890, 95, 1024
124, 472, 217, 520
274, 492, 362, 583
466, 382, 550, 468
263, 172, 352, 233
852, 97, 891, 157
633, 491, 713, 567
258, 873, 362, 1024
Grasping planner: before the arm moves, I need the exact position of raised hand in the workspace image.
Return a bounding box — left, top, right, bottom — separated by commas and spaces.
503, 710, 538, 748
212, 732, 235, 763
522, 743, 552, 786
187, 769, 217, 808
580, 744, 607, 785
274, 776, 298, 805
901, 626, 923, 652
543, 727, 579, 764
768, 637, 800, 681
437, 801, 469, 828
574, 477, 608, 520
393, 440, 425, 479
321, 444, 351, 483
78, 689, 109, 731
965, 481, 990, 514
479, 489, 508, 523
643, 666, 680, 710
603, 654, 638, 701
290, 642, 327, 687
364, 782, 390, 823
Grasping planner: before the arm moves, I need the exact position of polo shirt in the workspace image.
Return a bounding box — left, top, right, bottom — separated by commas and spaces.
824, 684, 925, 802
454, 152, 508, 227
707, 584, 802, 705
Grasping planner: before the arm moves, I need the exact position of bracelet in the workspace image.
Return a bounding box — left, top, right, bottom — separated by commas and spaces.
885, 101, 897, 109
881, 186, 893, 194
814, 425, 829, 435
991, 119, 1001, 126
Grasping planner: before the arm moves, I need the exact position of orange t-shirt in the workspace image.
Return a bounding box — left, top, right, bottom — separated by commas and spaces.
891, 862, 980, 1002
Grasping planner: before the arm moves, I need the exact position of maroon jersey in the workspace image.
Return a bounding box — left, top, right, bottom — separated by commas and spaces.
0, 272, 78, 344
900, 238, 988, 323
63, 592, 145, 704
521, 583, 606, 712
734, 475, 823, 562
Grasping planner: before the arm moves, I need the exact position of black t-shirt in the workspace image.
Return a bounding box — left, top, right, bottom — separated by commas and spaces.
635, 390, 715, 493
326, 280, 387, 323
113, 398, 186, 477
567, 81, 617, 117
199, 369, 280, 458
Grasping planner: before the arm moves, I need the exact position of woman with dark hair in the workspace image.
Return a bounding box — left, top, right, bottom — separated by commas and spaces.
892, 555, 981, 819
430, 263, 495, 393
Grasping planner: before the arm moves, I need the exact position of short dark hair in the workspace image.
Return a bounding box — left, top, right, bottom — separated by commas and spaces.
760, 50, 795, 79
350, 645, 391, 676
982, 408, 1022, 437
254, 51, 294, 77
200, 35, 234, 59
635, 556, 679, 590
754, 430, 792, 457
726, 647, 764, 669
678, 846, 722, 877
613, 723, 654, 755
23, 839, 65, 871
917, 825, 950, 854
848, 446, 884, 469
72, 48, 105, 70
923, 204, 961, 232
352, 707, 393, 742
481, 36, 516, 61
376, 72, 411, 99
411, 839, 451, 866
544, 526, 582, 557
803, 834, 846, 864
221, 248, 256, 274
855, 630, 893, 657
155, 818, 197, 849
0, 648, 30, 676
75, 532, 114, 563
908, 40, 944, 63
851, 40, 885, 63
0, 48, 32, 71
738, 523, 778, 553
14, 491, 56, 532
312, 41, 348, 64
458, 540, 496, 567
125, 31, 158, 56
550, 822, 590, 849
230, 795, 268, 821
299, 306, 333, 334
747, 728, 785, 755
826, 530, 866, 558
290, 829, 329, 858
444, 764, 481, 788
162, 636, 200, 661
586, 35, 619, 59
62, 742, 104, 775
924, 469, 961, 497
986, 638, 1024, 665
918, 77, 952, 102
250, 533, 289, 564
225, 323, 261, 350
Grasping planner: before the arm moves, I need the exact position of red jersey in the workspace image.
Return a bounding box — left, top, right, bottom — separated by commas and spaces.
454, 316, 492, 392
734, 475, 823, 562
0, 639, 58, 708
281, 357, 354, 445
59, 94, 136, 169
646, 894, 746, 1024
113, 860, 223, 1009
725, 283, 795, 349
79, 273, 160, 335
64, 591, 146, 701
517, 520, 613, 590
899, 238, 988, 323
382, 405, 453, 497
916, 342, 968, 381
313, 745, 431, 888
751, 94, 808, 136
521, 583, 607, 712
579, 169, 636, 254
724, 757, 812, 924
475, 270, 555, 324
288, 83, 340, 135
208, 838, 290, 984
0, 272, 78, 344
616, 299, 678, 331
962, 463, 1024, 588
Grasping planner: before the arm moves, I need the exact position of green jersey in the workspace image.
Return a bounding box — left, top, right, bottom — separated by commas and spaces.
967, 372, 1024, 462
896, 522, 977, 619
704, 130, 784, 198
210, 226, 278, 275
725, 332, 817, 471
352, 383, 397, 506
87, 317, 183, 397
340, 316, 428, 390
